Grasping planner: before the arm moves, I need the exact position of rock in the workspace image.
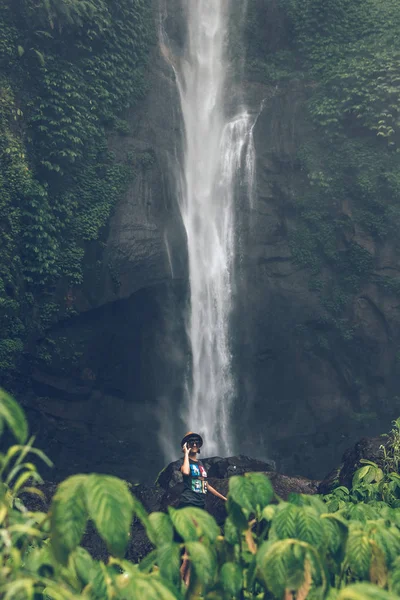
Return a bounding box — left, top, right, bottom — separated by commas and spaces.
207, 455, 276, 479
156, 455, 276, 491
156, 458, 185, 490
318, 434, 392, 494
268, 472, 320, 499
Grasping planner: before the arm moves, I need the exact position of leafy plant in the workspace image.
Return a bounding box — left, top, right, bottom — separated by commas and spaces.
2, 388, 400, 598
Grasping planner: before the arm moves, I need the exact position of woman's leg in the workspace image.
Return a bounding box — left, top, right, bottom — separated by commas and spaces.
180, 550, 190, 585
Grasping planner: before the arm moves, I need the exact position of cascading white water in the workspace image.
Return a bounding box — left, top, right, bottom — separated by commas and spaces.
161, 1, 256, 457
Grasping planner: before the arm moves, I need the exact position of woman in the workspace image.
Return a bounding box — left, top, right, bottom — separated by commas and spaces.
178, 431, 227, 584
179, 431, 227, 507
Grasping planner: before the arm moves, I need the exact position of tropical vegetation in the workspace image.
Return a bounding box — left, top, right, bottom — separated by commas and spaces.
1, 388, 400, 599
0, 0, 152, 380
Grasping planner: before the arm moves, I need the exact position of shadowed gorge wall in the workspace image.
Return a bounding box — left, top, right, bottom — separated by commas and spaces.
234, 0, 400, 477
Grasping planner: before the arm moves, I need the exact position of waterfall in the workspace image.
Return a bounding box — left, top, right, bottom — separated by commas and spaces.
160, 1, 256, 457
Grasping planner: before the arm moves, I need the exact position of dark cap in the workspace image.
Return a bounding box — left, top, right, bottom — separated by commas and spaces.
181, 431, 203, 448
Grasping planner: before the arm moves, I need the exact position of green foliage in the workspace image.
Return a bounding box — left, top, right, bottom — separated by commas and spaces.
50, 474, 88, 564
0, 387, 28, 443
381, 418, 400, 475
0, 0, 152, 380
240, 0, 400, 359
3, 389, 400, 598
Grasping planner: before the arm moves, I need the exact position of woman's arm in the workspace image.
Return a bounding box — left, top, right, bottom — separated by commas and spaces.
207, 484, 227, 501
180, 443, 190, 475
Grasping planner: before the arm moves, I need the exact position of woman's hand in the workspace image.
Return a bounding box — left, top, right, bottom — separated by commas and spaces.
180, 443, 191, 475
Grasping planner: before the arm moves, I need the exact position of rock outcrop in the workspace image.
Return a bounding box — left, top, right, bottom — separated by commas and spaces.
318, 434, 392, 494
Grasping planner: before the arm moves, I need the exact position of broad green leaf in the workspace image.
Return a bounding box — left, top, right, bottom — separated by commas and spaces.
261, 504, 277, 522
322, 514, 348, 557
295, 494, 326, 514
368, 523, 400, 566
51, 475, 88, 564
168, 506, 198, 541
257, 539, 307, 598
337, 582, 399, 599
24, 546, 54, 578
345, 529, 372, 578
38, 585, 78, 600
296, 506, 325, 547
390, 566, 400, 595
270, 503, 299, 540
70, 546, 95, 586
157, 543, 181, 587
150, 578, 183, 600
3, 578, 34, 600
345, 503, 379, 523
186, 541, 217, 589
176, 506, 219, 542
148, 511, 173, 547
353, 465, 372, 487
228, 475, 254, 513
90, 562, 113, 600
244, 472, 274, 511
138, 549, 158, 573
122, 574, 180, 600
84, 474, 134, 557
0, 388, 28, 444
220, 562, 242, 597
224, 516, 240, 545
226, 498, 248, 531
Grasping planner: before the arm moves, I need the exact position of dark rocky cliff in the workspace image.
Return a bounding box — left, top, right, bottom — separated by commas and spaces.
16, 0, 400, 482
20, 1, 189, 482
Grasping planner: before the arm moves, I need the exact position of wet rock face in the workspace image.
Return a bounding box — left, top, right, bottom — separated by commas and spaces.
21, 1, 189, 484
17, 0, 400, 484
232, 73, 400, 479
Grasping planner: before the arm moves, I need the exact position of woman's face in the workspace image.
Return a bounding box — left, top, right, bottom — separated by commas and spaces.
186, 437, 201, 452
